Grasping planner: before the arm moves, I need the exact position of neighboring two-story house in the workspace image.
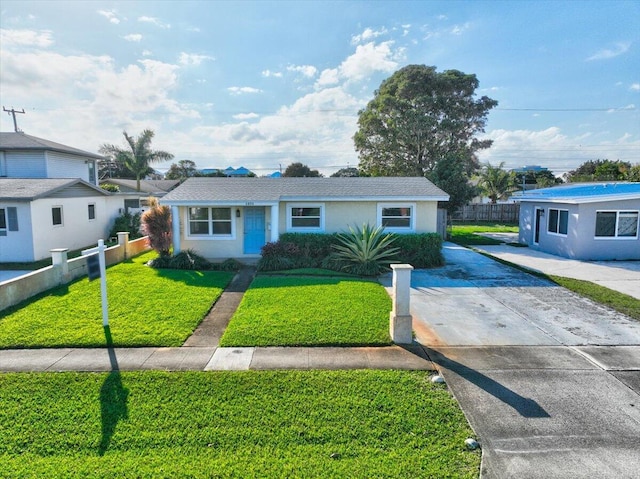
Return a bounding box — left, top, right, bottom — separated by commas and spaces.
0, 132, 133, 262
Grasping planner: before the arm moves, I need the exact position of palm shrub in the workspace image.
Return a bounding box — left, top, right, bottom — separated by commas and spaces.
141, 204, 172, 256
329, 223, 399, 276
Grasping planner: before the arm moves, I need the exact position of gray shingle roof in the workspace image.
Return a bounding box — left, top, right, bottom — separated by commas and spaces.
0, 132, 103, 159
161, 177, 449, 204
0, 178, 110, 200
100, 178, 181, 194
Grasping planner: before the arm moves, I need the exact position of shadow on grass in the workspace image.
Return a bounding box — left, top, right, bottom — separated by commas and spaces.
98, 326, 129, 456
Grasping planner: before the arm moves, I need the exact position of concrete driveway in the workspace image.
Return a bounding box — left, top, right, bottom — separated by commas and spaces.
387, 243, 640, 478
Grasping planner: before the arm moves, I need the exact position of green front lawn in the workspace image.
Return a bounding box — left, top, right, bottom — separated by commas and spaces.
0, 370, 480, 478
220, 275, 392, 347
0, 252, 233, 348
449, 223, 519, 246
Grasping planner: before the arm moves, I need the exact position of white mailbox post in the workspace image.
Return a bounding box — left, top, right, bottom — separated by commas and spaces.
389, 264, 413, 344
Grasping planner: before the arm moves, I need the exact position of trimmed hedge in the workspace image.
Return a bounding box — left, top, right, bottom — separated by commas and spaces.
258, 232, 443, 272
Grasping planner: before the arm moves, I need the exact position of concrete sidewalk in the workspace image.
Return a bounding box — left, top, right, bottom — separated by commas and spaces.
0, 344, 435, 372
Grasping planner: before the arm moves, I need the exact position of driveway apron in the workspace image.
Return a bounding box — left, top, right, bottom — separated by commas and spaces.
400, 243, 640, 479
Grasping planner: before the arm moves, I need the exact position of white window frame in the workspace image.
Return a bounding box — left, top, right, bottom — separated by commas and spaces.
185, 206, 236, 240
547, 208, 568, 236
52, 206, 63, 227
377, 203, 416, 233
594, 210, 639, 240
286, 203, 325, 232
88, 203, 96, 221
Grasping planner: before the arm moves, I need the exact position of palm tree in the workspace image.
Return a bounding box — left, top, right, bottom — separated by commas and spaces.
478, 161, 511, 203
99, 130, 174, 191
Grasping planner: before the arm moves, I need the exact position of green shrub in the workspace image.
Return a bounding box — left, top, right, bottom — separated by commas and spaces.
214, 258, 244, 272
278, 233, 338, 261
391, 233, 444, 268
108, 211, 142, 240
330, 224, 399, 276
100, 183, 120, 192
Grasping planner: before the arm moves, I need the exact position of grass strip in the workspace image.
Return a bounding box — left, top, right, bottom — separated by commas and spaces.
220, 276, 392, 347
0, 252, 233, 348
448, 223, 518, 246
0, 370, 480, 478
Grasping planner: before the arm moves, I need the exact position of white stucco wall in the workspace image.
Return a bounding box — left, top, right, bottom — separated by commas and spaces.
0, 202, 35, 262
30, 196, 120, 261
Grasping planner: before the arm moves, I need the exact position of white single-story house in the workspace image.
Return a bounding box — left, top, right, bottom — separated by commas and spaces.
160, 177, 449, 260
0, 132, 102, 185
516, 182, 640, 260
0, 178, 124, 262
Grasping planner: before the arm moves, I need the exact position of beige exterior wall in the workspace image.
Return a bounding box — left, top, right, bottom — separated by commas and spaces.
279, 201, 439, 234
175, 201, 439, 260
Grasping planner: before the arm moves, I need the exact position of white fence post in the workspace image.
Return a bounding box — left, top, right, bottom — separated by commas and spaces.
390, 264, 413, 344
50, 248, 69, 282
117, 231, 129, 260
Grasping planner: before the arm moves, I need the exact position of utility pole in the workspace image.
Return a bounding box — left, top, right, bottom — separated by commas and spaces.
3, 107, 25, 132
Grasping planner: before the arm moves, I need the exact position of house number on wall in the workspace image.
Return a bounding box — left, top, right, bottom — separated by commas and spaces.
245, 202, 255, 206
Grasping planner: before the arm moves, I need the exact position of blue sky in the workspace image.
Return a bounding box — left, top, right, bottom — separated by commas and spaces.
1, 0, 638, 176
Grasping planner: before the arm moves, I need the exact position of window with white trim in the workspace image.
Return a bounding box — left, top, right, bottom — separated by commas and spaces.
188, 207, 233, 237
595, 211, 638, 238
88, 203, 96, 220
377, 203, 415, 232
52, 206, 63, 226
287, 204, 324, 231
547, 208, 568, 235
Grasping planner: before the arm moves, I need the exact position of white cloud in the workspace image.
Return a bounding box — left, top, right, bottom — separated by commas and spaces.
287, 64, 318, 78
123, 34, 142, 42
338, 41, 400, 82
351, 27, 388, 45
450, 22, 471, 35
178, 52, 214, 66
0, 29, 53, 47
316, 68, 340, 87
631, 83, 640, 91
227, 86, 263, 95
262, 69, 282, 78
142, 50, 153, 57
233, 113, 260, 120
478, 127, 640, 175
138, 16, 170, 29
98, 10, 121, 24
586, 42, 631, 61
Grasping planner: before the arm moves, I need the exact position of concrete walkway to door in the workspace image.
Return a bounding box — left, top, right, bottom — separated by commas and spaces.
382, 243, 640, 479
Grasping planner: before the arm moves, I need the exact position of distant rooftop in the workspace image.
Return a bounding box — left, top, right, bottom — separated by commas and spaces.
516, 182, 640, 203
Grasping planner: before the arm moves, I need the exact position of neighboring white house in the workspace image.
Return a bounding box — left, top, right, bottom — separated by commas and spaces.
0, 132, 142, 262
0, 178, 125, 262
160, 177, 449, 260
0, 132, 101, 185
516, 182, 640, 260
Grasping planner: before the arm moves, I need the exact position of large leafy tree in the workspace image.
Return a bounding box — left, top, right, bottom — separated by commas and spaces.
563, 159, 633, 183
478, 162, 511, 203
99, 130, 174, 191
165, 160, 198, 180
283, 162, 322, 177
330, 167, 361, 177
354, 65, 498, 180
427, 155, 477, 213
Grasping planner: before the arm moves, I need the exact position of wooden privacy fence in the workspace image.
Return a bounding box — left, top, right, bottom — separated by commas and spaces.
452, 203, 520, 223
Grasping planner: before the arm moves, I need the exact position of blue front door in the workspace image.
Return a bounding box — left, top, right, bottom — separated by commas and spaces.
244, 207, 266, 254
